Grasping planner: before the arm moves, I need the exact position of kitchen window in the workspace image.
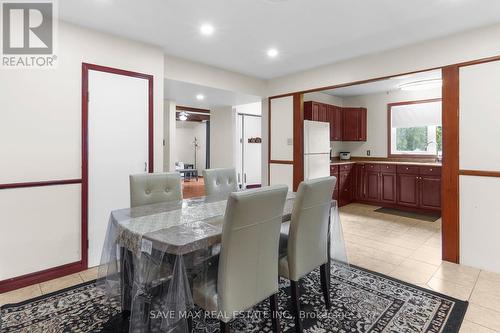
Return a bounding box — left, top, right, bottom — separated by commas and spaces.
388, 99, 442, 157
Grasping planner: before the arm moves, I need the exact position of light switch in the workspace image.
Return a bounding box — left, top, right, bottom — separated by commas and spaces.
287, 138, 293, 145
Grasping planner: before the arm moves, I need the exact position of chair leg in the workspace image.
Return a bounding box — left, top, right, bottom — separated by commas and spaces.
269, 293, 281, 333
220, 320, 230, 333
187, 313, 193, 332
290, 280, 303, 333
320, 263, 331, 309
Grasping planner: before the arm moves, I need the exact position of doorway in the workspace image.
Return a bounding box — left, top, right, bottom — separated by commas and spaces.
82, 63, 153, 268
236, 112, 262, 189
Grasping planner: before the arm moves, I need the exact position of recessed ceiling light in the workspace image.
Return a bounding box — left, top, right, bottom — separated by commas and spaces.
200, 24, 214, 36
196, 94, 205, 100
267, 48, 279, 58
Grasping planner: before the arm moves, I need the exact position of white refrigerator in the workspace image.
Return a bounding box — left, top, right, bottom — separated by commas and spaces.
304, 120, 331, 180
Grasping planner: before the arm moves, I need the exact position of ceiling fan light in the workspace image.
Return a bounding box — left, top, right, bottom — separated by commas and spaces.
179, 112, 188, 121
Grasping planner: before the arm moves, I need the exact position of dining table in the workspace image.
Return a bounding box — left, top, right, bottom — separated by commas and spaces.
97, 191, 345, 332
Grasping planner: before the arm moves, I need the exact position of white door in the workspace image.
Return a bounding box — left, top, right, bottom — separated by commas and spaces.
88, 70, 149, 267
242, 115, 262, 187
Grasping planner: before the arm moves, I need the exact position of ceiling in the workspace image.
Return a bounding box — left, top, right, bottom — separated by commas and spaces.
60, 0, 500, 79
322, 69, 442, 97
164, 79, 261, 109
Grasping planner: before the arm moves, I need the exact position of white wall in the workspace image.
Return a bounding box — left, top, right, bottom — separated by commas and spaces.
304, 92, 343, 106
164, 100, 177, 172
261, 98, 269, 186
0, 21, 164, 280
269, 96, 294, 190
459, 61, 500, 273
175, 121, 207, 172
268, 23, 500, 96
164, 55, 266, 98
210, 106, 236, 168
337, 87, 441, 157
234, 102, 262, 115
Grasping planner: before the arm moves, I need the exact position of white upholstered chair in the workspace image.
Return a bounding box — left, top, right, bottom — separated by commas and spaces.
278, 176, 336, 332
202, 168, 239, 196
192, 185, 288, 332
129, 172, 182, 207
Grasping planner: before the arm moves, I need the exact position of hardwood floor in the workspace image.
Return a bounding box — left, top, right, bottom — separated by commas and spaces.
182, 178, 205, 198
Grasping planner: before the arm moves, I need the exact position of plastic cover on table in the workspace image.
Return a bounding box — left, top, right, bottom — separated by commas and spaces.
96, 192, 348, 332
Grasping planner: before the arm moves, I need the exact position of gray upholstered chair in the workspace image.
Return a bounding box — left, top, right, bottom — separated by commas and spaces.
202, 168, 239, 196
129, 172, 182, 207
278, 176, 336, 332
193, 185, 288, 332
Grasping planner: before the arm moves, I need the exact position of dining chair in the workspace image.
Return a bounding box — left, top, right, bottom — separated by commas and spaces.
202, 168, 239, 196
129, 172, 182, 207
192, 185, 288, 333
278, 176, 336, 333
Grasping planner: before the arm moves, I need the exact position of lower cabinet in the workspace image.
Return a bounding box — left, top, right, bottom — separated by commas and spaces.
353, 163, 441, 212
365, 171, 380, 202
397, 173, 420, 208
420, 175, 442, 210
331, 164, 354, 207
380, 172, 397, 204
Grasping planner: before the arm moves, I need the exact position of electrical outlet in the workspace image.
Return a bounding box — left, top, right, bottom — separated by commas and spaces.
367, 150, 371, 156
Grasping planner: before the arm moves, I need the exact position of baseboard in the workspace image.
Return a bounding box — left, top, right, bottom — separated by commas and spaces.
0, 261, 85, 293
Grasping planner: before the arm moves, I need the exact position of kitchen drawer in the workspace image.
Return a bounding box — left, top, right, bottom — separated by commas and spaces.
365, 163, 381, 172
419, 166, 441, 175
380, 164, 396, 173
339, 163, 354, 172
330, 165, 339, 175
397, 165, 419, 174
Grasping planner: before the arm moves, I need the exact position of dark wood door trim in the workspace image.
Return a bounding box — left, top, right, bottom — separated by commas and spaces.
293, 93, 304, 191
82, 62, 154, 272
269, 160, 294, 165
459, 170, 500, 178
441, 65, 460, 263
0, 179, 82, 190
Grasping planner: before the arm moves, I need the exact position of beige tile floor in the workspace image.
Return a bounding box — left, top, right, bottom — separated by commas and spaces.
340, 203, 500, 332
1, 203, 499, 332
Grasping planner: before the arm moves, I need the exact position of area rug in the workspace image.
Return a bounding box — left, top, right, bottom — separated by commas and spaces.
0, 263, 467, 333
374, 207, 441, 222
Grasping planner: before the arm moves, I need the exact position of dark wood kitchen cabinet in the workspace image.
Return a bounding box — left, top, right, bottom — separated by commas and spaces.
328, 105, 343, 141
338, 165, 354, 206
397, 173, 420, 208
355, 164, 366, 200
304, 102, 366, 142
365, 170, 380, 202
342, 107, 367, 141
354, 162, 439, 212
331, 163, 354, 207
419, 166, 442, 210
380, 172, 397, 204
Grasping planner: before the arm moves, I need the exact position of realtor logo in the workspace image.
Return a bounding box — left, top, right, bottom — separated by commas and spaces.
1, 0, 57, 68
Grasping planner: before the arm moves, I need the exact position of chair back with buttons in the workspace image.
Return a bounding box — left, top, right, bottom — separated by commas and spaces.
129, 172, 182, 207
287, 176, 336, 281
202, 168, 238, 196
217, 185, 288, 316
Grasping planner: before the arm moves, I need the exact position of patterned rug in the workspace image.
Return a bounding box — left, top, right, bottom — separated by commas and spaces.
0, 263, 467, 333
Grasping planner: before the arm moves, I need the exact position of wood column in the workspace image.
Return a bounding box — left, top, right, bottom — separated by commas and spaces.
441, 65, 460, 263
293, 93, 304, 191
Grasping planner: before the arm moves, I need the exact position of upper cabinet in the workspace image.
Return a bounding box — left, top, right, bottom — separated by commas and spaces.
342, 107, 367, 141
304, 101, 366, 142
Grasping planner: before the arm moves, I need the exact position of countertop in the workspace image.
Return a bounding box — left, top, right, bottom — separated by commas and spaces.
330, 159, 442, 167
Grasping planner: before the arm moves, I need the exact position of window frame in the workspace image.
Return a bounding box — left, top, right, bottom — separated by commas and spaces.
387, 98, 442, 158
